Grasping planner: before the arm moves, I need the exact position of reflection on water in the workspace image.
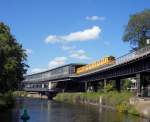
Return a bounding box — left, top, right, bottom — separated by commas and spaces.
0, 98, 149, 122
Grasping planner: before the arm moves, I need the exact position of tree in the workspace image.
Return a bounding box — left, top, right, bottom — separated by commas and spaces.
121, 79, 132, 90
0, 22, 28, 93
123, 9, 150, 50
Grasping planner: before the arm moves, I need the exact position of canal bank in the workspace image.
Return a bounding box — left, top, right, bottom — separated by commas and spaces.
54, 91, 150, 119
13, 91, 150, 119
13, 91, 49, 99
0, 98, 149, 122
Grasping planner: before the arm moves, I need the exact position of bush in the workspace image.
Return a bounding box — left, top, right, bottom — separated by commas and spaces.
0, 91, 15, 110
128, 105, 140, 116
54, 91, 140, 115
104, 84, 114, 92
116, 103, 128, 113
13, 91, 28, 97
122, 79, 132, 90
3, 91, 15, 108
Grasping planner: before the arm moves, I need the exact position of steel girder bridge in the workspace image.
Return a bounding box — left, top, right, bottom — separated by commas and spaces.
23, 45, 150, 98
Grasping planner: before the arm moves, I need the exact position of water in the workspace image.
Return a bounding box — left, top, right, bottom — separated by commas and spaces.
0, 98, 149, 122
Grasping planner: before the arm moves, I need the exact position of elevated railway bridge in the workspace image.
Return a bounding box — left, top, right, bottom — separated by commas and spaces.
23, 45, 150, 98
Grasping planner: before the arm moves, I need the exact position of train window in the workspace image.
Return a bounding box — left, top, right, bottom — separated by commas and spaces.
99, 60, 102, 65
89, 65, 92, 69
92, 63, 94, 68
91, 64, 93, 69
103, 58, 105, 63
101, 59, 104, 65
105, 58, 108, 62
105, 58, 108, 63
104, 58, 106, 63
93, 63, 95, 68
98, 61, 101, 66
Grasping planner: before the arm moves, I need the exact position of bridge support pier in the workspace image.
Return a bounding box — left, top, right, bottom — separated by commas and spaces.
104, 79, 107, 87
93, 82, 98, 92
79, 82, 88, 92
115, 79, 121, 92
136, 74, 142, 97
85, 82, 88, 92
48, 82, 52, 90
42, 84, 44, 89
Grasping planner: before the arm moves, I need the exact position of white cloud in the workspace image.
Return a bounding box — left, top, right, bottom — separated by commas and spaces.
30, 68, 46, 74
25, 48, 33, 55
61, 26, 101, 41
61, 45, 91, 60
61, 45, 76, 52
61, 44, 91, 60
45, 35, 59, 43
48, 57, 67, 68
70, 49, 90, 60
45, 26, 101, 43
86, 16, 105, 21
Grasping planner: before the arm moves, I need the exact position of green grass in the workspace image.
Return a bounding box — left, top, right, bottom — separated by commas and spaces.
54, 91, 139, 115
54, 92, 102, 104
54, 91, 133, 105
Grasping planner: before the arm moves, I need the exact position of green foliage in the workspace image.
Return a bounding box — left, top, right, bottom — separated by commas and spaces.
116, 103, 128, 113
101, 91, 133, 107
123, 9, 150, 49
54, 91, 140, 115
104, 83, 114, 92
54, 92, 102, 104
0, 22, 28, 93
128, 105, 140, 116
55, 91, 134, 107
116, 103, 139, 115
122, 79, 132, 90
0, 91, 15, 110
13, 91, 28, 97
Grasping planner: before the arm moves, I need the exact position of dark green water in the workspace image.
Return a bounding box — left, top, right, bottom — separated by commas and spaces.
0, 98, 149, 122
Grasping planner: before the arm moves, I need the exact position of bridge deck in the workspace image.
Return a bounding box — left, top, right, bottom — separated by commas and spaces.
76, 45, 150, 77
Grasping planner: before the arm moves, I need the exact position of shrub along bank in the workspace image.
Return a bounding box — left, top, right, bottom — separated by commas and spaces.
54, 91, 140, 116
13, 91, 28, 97
0, 92, 15, 111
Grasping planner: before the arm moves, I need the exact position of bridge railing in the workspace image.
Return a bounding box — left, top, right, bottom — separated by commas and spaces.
72, 45, 150, 76
116, 45, 150, 65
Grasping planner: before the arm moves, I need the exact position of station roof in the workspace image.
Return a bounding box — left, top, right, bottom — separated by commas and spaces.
24, 63, 86, 77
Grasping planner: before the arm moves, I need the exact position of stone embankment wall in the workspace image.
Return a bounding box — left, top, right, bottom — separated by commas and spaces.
13, 91, 48, 99
77, 96, 150, 118
26, 92, 48, 99
130, 97, 150, 118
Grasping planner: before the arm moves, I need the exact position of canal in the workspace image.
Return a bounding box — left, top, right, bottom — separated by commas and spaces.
0, 98, 149, 122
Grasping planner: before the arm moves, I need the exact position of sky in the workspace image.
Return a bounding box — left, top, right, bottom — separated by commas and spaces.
0, 0, 149, 74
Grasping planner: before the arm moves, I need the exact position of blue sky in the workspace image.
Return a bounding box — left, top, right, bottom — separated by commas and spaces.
0, 0, 149, 74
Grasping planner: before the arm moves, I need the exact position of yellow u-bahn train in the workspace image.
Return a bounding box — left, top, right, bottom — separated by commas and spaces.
76, 56, 116, 75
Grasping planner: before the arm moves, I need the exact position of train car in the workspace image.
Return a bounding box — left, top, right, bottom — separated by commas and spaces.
76, 56, 116, 75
